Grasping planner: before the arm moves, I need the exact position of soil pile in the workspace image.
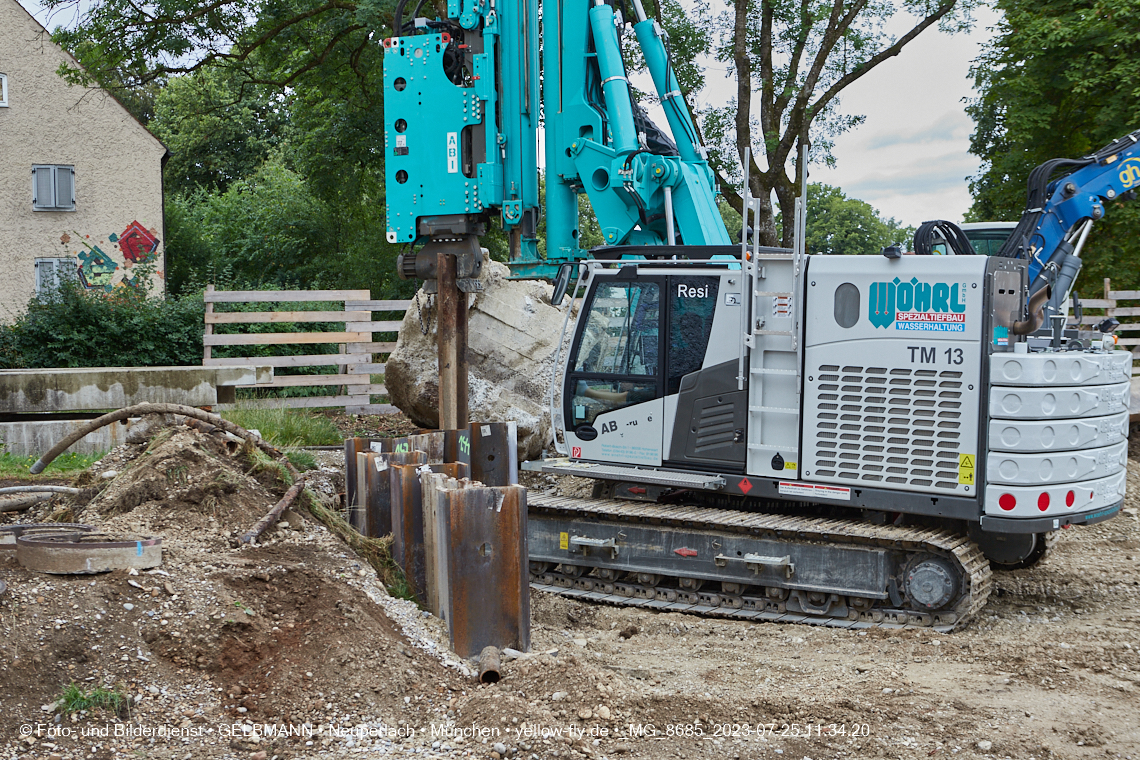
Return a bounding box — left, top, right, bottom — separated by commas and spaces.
0, 425, 479, 760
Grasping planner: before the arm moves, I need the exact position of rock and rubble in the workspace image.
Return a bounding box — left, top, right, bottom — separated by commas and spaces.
384, 255, 575, 460
0, 419, 1138, 760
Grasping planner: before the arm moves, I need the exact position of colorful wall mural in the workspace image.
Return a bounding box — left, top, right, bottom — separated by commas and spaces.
58, 221, 162, 292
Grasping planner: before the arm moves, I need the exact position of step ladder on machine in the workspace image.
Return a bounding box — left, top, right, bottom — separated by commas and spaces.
737, 146, 806, 478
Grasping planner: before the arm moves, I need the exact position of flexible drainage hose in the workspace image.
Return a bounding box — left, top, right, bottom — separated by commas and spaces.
30, 403, 295, 476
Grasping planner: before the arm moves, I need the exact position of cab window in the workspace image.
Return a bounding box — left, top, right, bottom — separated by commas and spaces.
568, 282, 660, 425
668, 276, 718, 394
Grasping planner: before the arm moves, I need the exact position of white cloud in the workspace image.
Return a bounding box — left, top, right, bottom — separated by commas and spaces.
691, 5, 1004, 227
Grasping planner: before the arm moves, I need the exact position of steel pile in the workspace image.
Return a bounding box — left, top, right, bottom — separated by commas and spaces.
345, 422, 528, 659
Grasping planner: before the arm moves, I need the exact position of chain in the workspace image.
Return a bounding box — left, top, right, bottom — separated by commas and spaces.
415, 289, 435, 335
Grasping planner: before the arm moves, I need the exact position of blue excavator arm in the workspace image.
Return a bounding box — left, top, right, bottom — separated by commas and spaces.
1000, 129, 1140, 316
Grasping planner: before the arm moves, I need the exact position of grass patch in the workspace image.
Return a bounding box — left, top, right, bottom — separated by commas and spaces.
303, 490, 417, 602
285, 449, 318, 472
0, 451, 104, 480
56, 683, 130, 716
223, 405, 342, 447
245, 446, 294, 487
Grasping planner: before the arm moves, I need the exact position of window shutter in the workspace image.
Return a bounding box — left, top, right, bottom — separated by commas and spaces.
55, 166, 74, 210
35, 260, 56, 293
33, 166, 54, 209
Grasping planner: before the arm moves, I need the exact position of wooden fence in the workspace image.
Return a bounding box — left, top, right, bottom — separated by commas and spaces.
1066, 280, 1140, 368
202, 286, 412, 414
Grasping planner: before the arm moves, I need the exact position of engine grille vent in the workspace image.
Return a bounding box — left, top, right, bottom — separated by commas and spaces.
694, 404, 735, 452
810, 365, 963, 491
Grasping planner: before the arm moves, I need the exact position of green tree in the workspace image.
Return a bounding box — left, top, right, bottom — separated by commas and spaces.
151, 70, 285, 194
165, 156, 412, 297
805, 183, 913, 255
46, 0, 976, 254
966, 0, 1140, 289
690, 0, 977, 249
781, 183, 914, 255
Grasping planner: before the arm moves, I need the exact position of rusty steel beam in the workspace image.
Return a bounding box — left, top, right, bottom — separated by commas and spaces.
407, 431, 447, 462
438, 252, 460, 431
444, 428, 472, 466
344, 437, 372, 510
354, 450, 428, 538
372, 437, 414, 454
421, 471, 463, 617
391, 462, 467, 601
469, 421, 519, 487
440, 483, 529, 658
371, 450, 427, 538
457, 281, 469, 427
351, 451, 372, 535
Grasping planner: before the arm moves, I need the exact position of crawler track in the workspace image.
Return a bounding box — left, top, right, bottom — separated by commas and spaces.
528, 494, 992, 632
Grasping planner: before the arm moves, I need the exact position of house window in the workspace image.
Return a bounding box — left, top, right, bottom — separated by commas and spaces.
32, 165, 75, 211
0, 74, 8, 107
35, 257, 75, 294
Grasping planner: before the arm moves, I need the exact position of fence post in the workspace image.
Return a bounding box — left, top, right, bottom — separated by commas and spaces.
203, 284, 214, 364
344, 301, 372, 414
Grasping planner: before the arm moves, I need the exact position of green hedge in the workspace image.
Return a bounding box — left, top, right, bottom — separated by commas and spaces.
0, 281, 205, 369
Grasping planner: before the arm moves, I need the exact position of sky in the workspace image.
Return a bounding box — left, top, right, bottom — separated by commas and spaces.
18, 0, 1003, 227
685, 5, 1006, 228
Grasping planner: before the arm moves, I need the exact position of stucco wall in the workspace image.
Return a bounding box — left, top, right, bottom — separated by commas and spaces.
0, 0, 167, 320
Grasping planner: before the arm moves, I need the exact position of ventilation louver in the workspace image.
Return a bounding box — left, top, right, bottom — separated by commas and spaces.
809, 365, 963, 493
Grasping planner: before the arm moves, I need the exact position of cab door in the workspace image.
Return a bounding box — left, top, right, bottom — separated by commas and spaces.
563, 276, 665, 466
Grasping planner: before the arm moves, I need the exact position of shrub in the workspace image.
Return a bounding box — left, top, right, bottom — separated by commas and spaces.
0, 277, 204, 369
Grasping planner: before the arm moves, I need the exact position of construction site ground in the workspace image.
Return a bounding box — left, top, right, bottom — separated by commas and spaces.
0, 417, 1137, 760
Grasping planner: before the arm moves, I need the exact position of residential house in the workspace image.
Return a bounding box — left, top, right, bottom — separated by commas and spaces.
0, 0, 167, 318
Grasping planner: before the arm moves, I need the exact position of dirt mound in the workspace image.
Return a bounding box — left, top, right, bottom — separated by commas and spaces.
75, 428, 272, 549
0, 428, 480, 760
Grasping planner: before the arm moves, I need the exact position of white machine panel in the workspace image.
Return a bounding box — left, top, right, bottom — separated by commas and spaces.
564, 398, 663, 466
989, 351, 1131, 387
987, 440, 1127, 485
989, 380, 1129, 420
801, 256, 987, 496
988, 410, 1129, 453
984, 470, 1126, 518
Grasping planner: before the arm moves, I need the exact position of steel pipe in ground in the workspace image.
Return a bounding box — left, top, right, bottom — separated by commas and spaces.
0, 493, 54, 513
478, 646, 501, 683
237, 476, 307, 545
0, 486, 81, 496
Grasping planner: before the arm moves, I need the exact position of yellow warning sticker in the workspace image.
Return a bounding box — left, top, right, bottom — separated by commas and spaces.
559, 532, 569, 550
958, 453, 975, 485
785, 461, 797, 470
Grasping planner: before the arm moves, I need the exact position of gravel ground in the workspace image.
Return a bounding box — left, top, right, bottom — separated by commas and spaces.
1, 424, 1137, 760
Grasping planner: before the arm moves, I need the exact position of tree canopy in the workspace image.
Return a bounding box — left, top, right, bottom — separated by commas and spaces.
39, 0, 948, 291
966, 0, 1140, 289
686, 0, 978, 248
800, 183, 914, 255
